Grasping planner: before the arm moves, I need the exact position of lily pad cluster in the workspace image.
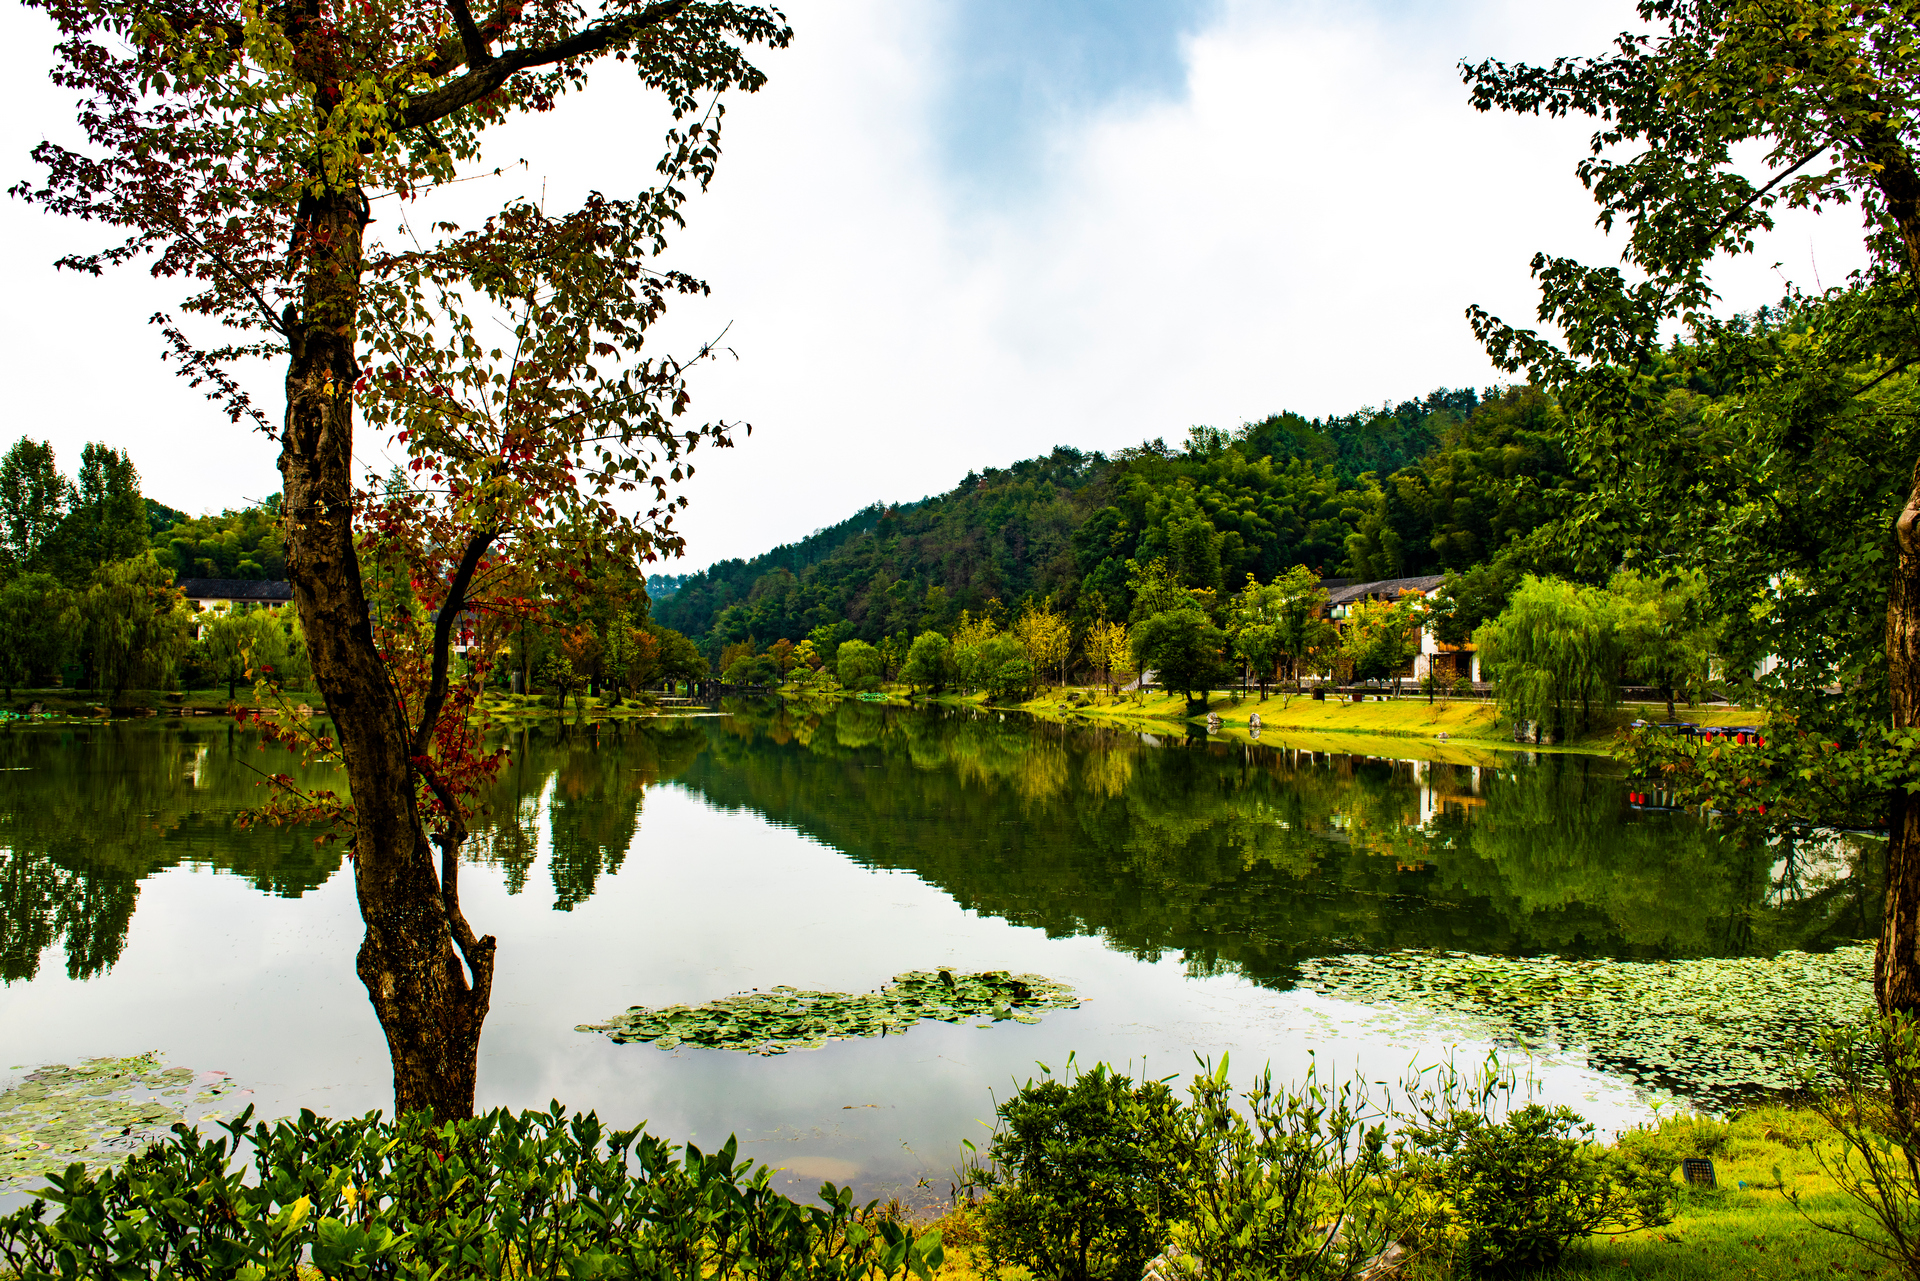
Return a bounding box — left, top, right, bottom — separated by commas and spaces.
0, 1052, 241, 1186
580, 969, 1081, 1055
1297, 945, 1875, 1105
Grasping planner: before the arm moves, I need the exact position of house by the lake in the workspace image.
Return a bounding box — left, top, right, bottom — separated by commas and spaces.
1321, 574, 1481, 684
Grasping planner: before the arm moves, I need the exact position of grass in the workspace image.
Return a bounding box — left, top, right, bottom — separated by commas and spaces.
916, 1107, 1903, 1281
996, 684, 1766, 755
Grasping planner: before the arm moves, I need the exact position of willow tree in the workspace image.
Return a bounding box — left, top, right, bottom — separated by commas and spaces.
19, 0, 790, 1120
1463, 1, 1920, 1016
1473, 576, 1621, 743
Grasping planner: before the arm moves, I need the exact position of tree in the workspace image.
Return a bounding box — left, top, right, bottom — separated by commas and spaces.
20, 0, 792, 1119
1130, 607, 1228, 716
973, 634, 1033, 702
1461, 0, 1920, 1016
1474, 577, 1621, 744
1610, 568, 1717, 721
1013, 596, 1071, 690
1232, 622, 1281, 699
1431, 561, 1520, 649
77, 554, 194, 698
723, 652, 780, 686
719, 640, 757, 677
600, 609, 659, 701
1269, 567, 1337, 692
0, 440, 71, 576
900, 631, 955, 694
1230, 568, 1332, 698
200, 607, 299, 700
836, 639, 884, 692
950, 609, 1000, 695
46, 444, 146, 585
649, 625, 707, 692
1083, 619, 1130, 696
0, 574, 75, 695
1339, 595, 1422, 690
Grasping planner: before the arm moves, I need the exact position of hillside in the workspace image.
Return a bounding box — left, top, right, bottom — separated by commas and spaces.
655, 386, 1577, 654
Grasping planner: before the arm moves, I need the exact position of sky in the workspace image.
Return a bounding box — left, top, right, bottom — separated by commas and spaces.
0, 0, 1874, 571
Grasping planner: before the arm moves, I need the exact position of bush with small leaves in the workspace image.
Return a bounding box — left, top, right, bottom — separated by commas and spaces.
1395, 1060, 1673, 1277
0, 1104, 944, 1280
967, 1060, 1194, 1281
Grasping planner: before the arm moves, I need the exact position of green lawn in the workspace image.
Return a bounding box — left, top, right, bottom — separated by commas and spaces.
999, 685, 1765, 755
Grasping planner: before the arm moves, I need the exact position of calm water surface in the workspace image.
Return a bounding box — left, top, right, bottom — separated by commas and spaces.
0, 703, 1882, 1205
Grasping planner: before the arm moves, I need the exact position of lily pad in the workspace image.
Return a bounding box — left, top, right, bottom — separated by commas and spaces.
0, 1053, 242, 1188
579, 969, 1081, 1055
1297, 944, 1874, 1106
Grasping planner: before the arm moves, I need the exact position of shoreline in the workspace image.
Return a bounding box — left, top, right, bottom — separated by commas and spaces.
1, 685, 1770, 760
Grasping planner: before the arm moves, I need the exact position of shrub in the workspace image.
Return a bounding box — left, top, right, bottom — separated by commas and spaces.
1170, 1057, 1400, 1281
968, 1060, 1193, 1281
1613, 1111, 1733, 1174
1396, 1059, 1673, 1277
0, 1104, 944, 1280
1796, 1011, 1920, 1274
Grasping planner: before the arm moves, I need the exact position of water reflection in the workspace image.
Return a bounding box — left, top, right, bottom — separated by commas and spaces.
671, 703, 1882, 983
0, 706, 1882, 991
0, 724, 345, 982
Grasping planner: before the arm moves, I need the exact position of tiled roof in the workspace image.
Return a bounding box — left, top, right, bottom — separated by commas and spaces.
1322, 574, 1446, 606
177, 578, 294, 601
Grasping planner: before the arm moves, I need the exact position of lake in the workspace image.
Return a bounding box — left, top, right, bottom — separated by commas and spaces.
0, 702, 1883, 1208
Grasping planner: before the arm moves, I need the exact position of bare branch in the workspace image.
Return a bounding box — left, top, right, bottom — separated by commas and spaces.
411, 527, 497, 759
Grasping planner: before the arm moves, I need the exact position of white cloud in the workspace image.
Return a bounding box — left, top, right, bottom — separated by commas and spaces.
0, 0, 1872, 565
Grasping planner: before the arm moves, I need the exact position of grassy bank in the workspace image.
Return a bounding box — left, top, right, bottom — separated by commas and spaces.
918, 1105, 1899, 1280
937, 685, 1768, 755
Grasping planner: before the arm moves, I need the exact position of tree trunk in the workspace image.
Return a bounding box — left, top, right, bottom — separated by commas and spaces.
1882, 460, 1920, 1019
278, 186, 493, 1122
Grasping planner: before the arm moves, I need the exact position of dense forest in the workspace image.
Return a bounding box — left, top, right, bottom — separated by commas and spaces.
657, 386, 1579, 656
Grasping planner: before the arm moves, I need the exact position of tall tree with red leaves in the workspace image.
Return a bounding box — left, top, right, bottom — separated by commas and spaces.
15, 0, 790, 1121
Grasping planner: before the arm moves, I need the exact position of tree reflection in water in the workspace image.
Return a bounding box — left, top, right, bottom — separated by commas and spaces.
0, 706, 1882, 989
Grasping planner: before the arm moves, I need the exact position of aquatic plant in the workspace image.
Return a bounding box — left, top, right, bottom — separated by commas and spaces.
579, 969, 1080, 1054
1298, 945, 1874, 1103
0, 1052, 240, 1186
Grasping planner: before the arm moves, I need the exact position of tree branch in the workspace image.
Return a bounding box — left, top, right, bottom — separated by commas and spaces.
412, 527, 497, 759
445, 0, 493, 67
402, 0, 693, 129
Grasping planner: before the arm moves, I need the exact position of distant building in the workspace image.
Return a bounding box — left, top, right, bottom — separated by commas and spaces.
177, 579, 294, 614
177, 579, 293, 639
1320, 574, 1480, 683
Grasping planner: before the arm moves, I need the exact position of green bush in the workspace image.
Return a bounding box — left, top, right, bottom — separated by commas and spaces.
1170, 1057, 1400, 1281
1397, 1060, 1673, 1277
968, 1061, 1193, 1281
1797, 1011, 1920, 1275
0, 1104, 943, 1280
1613, 1111, 1733, 1174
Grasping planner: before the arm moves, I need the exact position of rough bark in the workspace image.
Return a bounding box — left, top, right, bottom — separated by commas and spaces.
1868, 121, 1920, 1023
278, 186, 494, 1121
1882, 458, 1920, 1017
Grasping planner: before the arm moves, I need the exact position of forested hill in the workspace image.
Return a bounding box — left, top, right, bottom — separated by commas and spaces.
655, 386, 1576, 654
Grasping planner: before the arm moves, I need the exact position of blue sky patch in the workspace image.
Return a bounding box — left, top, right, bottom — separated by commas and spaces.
933, 0, 1218, 193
